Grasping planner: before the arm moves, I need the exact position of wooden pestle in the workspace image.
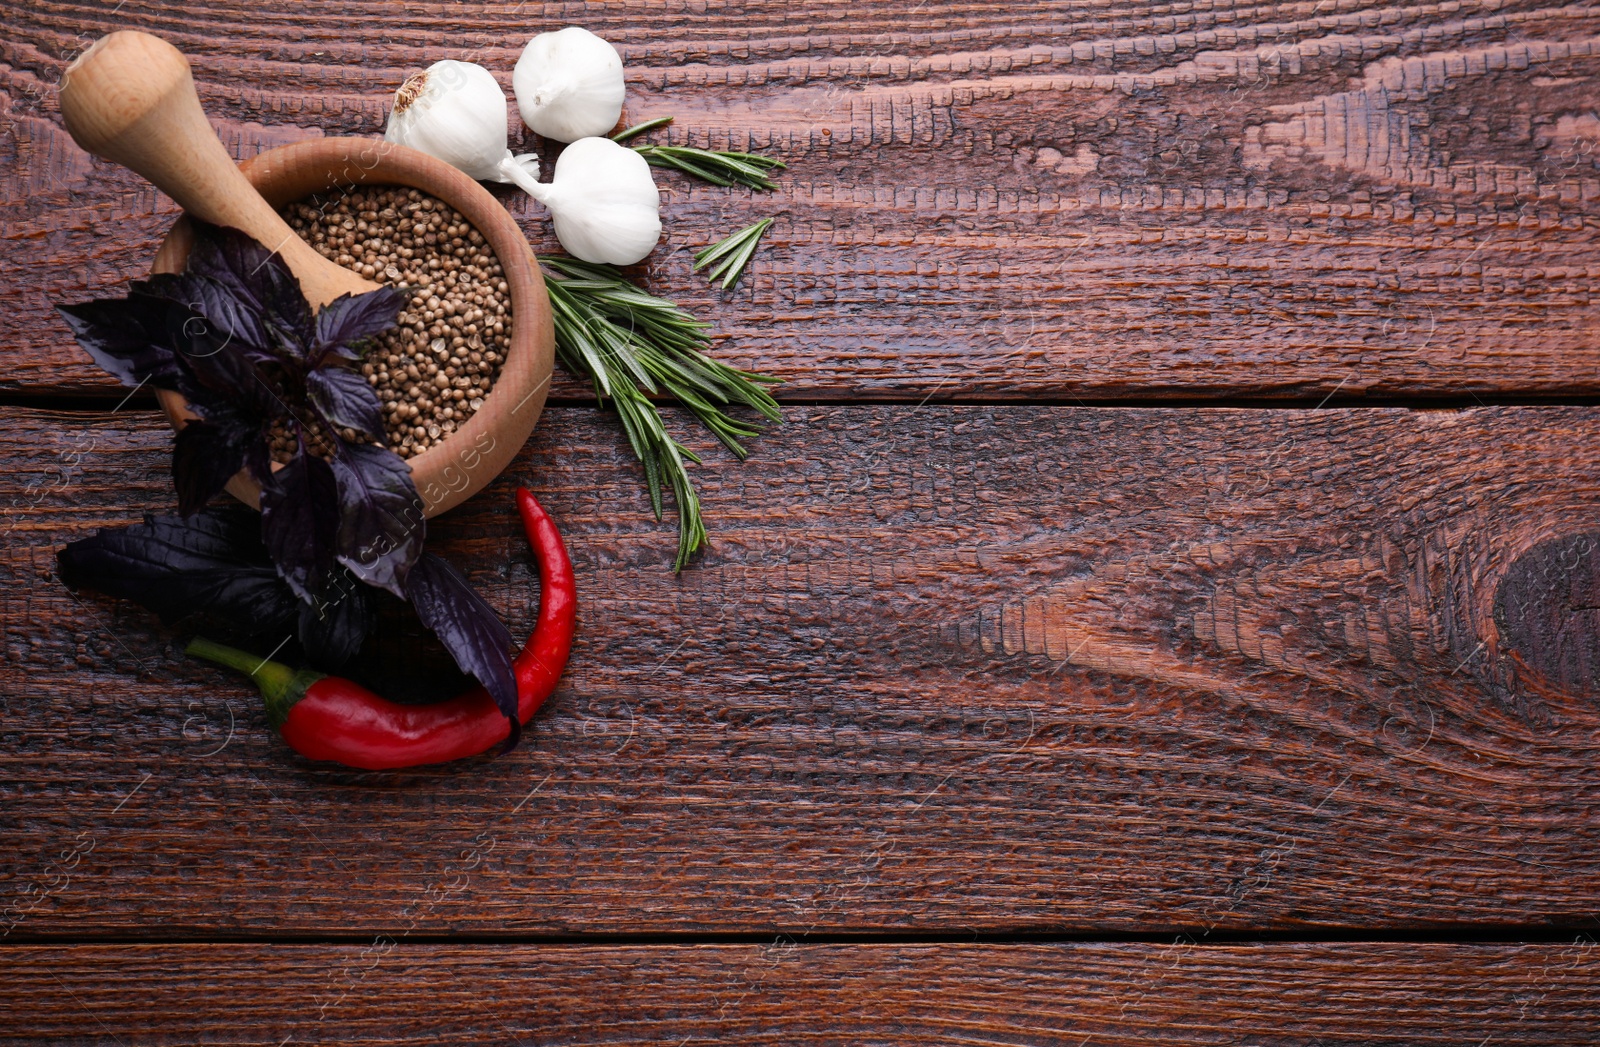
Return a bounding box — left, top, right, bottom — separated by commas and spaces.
59, 30, 378, 308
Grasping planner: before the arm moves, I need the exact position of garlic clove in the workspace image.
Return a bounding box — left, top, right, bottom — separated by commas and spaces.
513, 27, 626, 143
385, 60, 520, 184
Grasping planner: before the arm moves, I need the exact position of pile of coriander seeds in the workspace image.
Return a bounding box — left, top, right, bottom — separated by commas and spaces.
281, 186, 510, 459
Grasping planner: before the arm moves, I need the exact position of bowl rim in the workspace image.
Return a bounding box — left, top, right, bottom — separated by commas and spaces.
150, 135, 554, 519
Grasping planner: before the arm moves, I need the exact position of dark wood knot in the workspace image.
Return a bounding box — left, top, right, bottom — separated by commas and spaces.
1495, 531, 1600, 695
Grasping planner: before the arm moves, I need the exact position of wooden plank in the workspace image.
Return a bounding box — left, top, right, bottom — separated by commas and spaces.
2, 942, 1598, 1044
3, 403, 1600, 936
4, 2, 1599, 400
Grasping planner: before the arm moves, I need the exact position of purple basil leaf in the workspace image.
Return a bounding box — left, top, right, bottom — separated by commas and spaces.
158, 268, 274, 352
184, 220, 315, 357
167, 338, 287, 506
297, 569, 375, 669
329, 441, 425, 597
260, 446, 340, 602
241, 438, 276, 486
184, 364, 285, 434
57, 508, 298, 631
315, 288, 405, 361
307, 366, 385, 441
243, 439, 276, 487
117, 264, 291, 435
56, 294, 185, 390
154, 293, 279, 413
132, 271, 190, 300
172, 411, 264, 516
405, 551, 518, 734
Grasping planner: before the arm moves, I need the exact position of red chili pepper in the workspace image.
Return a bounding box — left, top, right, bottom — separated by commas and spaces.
186, 488, 575, 770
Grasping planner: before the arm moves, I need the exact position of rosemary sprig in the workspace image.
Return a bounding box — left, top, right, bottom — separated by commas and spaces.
538, 255, 782, 570
612, 117, 786, 192
694, 218, 774, 290
637, 146, 785, 191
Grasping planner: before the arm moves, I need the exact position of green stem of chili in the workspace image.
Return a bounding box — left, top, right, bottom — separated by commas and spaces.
185, 637, 322, 729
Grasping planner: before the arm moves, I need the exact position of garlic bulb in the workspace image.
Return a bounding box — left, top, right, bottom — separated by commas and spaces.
385, 60, 657, 265
385, 60, 525, 184
507, 137, 660, 266
513, 27, 626, 143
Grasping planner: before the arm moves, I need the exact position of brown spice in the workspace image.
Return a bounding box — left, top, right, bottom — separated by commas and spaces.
277, 185, 511, 460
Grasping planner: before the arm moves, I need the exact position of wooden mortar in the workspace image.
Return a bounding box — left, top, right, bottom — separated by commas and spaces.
59, 30, 553, 517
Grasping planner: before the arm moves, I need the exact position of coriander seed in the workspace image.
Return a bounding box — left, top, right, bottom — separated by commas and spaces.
279, 185, 512, 461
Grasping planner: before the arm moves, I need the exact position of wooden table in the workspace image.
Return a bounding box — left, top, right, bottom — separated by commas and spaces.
4, 1, 1600, 1042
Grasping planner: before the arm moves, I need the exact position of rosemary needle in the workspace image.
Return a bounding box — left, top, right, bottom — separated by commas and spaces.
694, 218, 774, 290
611, 117, 786, 192
610, 116, 673, 144
538, 255, 782, 570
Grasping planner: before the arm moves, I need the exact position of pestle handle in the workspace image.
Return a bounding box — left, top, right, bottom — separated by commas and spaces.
59, 31, 377, 308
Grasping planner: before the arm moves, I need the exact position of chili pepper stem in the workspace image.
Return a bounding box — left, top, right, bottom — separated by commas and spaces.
185, 637, 324, 729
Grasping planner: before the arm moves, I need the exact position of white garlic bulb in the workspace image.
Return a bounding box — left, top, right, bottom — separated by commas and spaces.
513, 27, 626, 143
385, 60, 524, 184
385, 60, 657, 265
506, 137, 660, 266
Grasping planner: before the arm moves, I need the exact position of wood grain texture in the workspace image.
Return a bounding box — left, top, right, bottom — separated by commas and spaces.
3, 942, 1600, 1045
4, 1, 1599, 400
4, 403, 1600, 937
